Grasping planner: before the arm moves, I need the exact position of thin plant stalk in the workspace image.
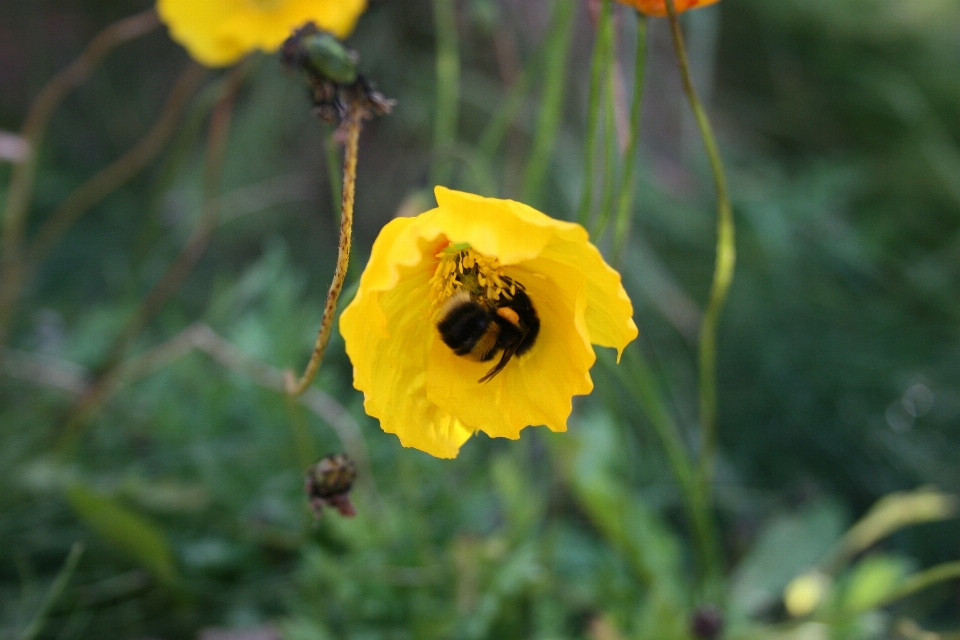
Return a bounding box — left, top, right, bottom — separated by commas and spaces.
477, 59, 534, 160
614, 347, 722, 596
612, 12, 648, 264
576, 0, 614, 227
592, 43, 621, 239
17, 542, 85, 640
286, 105, 364, 397
431, 0, 460, 187
27, 62, 208, 269
57, 60, 251, 449
664, 0, 736, 496
521, 0, 576, 206
0, 8, 161, 344
869, 561, 960, 611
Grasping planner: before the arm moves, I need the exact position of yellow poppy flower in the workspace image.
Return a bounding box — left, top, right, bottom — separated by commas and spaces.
617, 0, 720, 17
339, 187, 638, 459
156, 0, 366, 67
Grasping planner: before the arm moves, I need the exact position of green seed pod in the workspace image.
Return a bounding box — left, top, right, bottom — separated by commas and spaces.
301, 32, 358, 84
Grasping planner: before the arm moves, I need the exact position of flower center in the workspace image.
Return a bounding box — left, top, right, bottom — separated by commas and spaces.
429, 243, 516, 311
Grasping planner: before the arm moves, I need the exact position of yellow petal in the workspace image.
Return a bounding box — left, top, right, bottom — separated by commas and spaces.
157, 0, 366, 67
539, 234, 638, 359
341, 218, 472, 458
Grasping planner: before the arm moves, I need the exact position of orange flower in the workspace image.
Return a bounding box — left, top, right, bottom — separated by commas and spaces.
617, 0, 720, 17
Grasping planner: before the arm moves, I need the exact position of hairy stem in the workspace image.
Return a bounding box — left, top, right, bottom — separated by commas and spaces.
286, 106, 363, 397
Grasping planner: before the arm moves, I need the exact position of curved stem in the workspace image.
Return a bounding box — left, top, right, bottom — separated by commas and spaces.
576, 0, 613, 227
612, 12, 648, 264
870, 561, 960, 611
664, 0, 735, 498
56, 60, 251, 451
0, 8, 161, 344
26, 63, 207, 268
286, 106, 363, 397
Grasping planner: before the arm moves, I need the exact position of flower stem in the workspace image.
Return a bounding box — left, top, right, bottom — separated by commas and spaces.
869, 561, 960, 611
664, 0, 735, 499
612, 12, 648, 264
431, 0, 460, 187
521, 0, 576, 206
591, 39, 621, 239
0, 8, 160, 346
286, 105, 363, 397
619, 347, 722, 599
576, 0, 614, 228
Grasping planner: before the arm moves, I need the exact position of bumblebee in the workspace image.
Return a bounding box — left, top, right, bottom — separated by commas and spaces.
437, 286, 540, 383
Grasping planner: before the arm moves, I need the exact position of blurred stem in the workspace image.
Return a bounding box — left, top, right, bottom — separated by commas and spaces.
17, 542, 84, 640
576, 0, 613, 227
0, 8, 161, 346
664, 0, 736, 500
612, 12, 648, 264
592, 45, 620, 239
285, 394, 317, 472
26, 62, 208, 269
619, 348, 722, 596
431, 0, 460, 187
871, 561, 960, 611
477, 56, 534, 160
286, 105, 363, 397
521, 0, 576, 206
56, 60, 252, 450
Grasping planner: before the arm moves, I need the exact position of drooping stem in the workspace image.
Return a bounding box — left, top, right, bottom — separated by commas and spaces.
27, 63, 208, 269
56, 61, 251, 449
0, 8, 161, 345
868, 561, 960, 611
286, 105, 363, 397
664, 0, 736, 498
576, 0, 614, 227
612, 12, 648, 264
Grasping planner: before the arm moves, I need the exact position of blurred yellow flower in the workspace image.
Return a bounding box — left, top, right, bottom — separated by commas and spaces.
157, 0, 366, 67
617, 0, 720, 17
340, 187, 638, 459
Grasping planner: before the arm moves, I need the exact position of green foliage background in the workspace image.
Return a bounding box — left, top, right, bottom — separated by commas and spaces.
1, 0, 960, 638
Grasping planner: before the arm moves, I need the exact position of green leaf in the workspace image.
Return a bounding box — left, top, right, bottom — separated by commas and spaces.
730, 500, 846, 616
65, 482, 179, 587
842, 554, 911, 612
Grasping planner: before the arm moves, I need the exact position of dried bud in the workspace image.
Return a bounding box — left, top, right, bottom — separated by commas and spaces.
690, 606, 723, 640
305, 453, 357, 517
281, 23, 395, 124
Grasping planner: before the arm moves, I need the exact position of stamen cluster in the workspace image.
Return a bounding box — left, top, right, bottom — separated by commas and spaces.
429, 244, 517, 311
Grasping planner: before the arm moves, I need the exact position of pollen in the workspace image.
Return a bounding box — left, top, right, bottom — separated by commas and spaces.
430, 243, 511, 310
